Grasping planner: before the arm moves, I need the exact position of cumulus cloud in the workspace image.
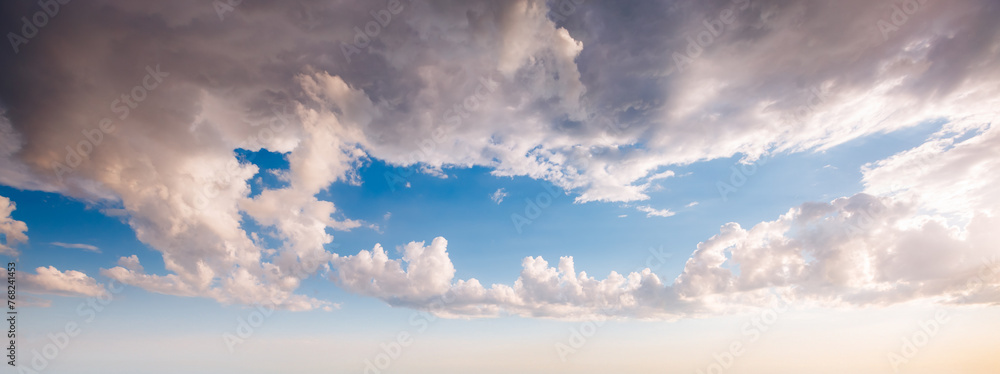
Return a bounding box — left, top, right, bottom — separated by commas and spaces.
331, 237, 457, 303
330, 120, 1000, 319
0, 195, 28, 256
332, 237, 681, 319
0, 0, 597, 310
22, 267, 107, 298
0, 0, 998, 314
673, 193, 999, 308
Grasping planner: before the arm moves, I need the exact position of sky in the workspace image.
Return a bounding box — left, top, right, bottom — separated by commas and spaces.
0, 0, 999, 373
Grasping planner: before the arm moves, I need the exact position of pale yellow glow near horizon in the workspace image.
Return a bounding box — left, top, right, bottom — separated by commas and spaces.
36, 305, 1000, 374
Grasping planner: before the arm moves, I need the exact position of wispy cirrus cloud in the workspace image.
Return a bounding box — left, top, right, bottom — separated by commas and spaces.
51, 241, 101, 253
490, 188, 508, 204
636, 205, 676, 218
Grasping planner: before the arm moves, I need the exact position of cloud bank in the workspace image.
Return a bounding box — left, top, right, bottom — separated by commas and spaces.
332, 120, 1000, 319
0, 0, 997, 316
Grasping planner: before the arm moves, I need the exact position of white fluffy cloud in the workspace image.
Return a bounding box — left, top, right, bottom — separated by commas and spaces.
94, 79, 370, 310
332, 237, 679, 319
674, 193, 999, 308
86, 72, 377, 310
330, 120, 1000, 319
0, 0, 997, 315
636, 205, 675, 218
331, 237, 457, 303
0, 194, 28, 256
22, 266, 107, 298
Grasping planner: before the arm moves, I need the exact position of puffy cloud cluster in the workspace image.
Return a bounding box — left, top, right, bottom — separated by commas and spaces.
94, 78, 368, 310
675, 194, 999, 308
0, 0, 997, 315
331, 237, 457, 302
332, 237, 680, 319
22, 266, 107, 298
0, 0, 602, 310
0, 194, 28, 256
675, 117, 1000, 311
331, 120, 1000, 319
